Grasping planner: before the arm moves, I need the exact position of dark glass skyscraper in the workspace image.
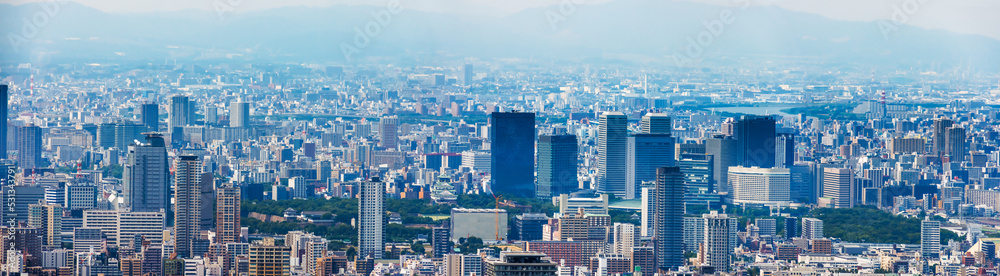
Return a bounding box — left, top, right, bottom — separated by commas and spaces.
598, 112, 628, 197
654, 167, 685, 271
17, 124, 42, 170
735, 115, 776, 168
537, 134, 578, 199
140, 103, 159, 131
124, 133, 168, 212
628, 133, 675, 199
1, 85, 6, 158
490, 112, 535, 197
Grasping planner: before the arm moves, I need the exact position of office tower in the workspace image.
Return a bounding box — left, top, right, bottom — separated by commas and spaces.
28, 201, 62, 248
464, 64, 473, 86
123, 133, 169, 212
513, 213, 549, 241
484, 252, 558, 276
433, 225, 451, 258
683, 217, 705, 252
174, 155, 202, 258
114, 121, 145, 150
784, 218, 798, 238
118, 211, 165, 248
379, 115, 399, 149
729, 166, 791, 206
537, 134, 578, 199
678, 154, 714, 196
822, 168, 853, 208
557, 194, 610, 215
933, 117, 953, 155
946, 126, 966, 162
358, 176, 385, 259
169, 95, 192, 129
249, 242, 291, 276
640, 187, 655, 237
1, 85, 7, 157
702, 211, 736, 273
775, 129, 795, 168
204, 106, 218, 125
641, 113, 671, 134
97, 123, 116, 148
654, 167, 685, 271
217, 184, 241, 244
489, 112, 535, 197
1, 185, 45, 223
16, 124, 42, 169
627, 133, 675, 199
734, 115, 776, 168
705, 135, 736, 194
801, 218, 823, 239
230, 100, 251, 128
755, 218, 776, 237
921, 218, 940, 259
140, 103, 159, 131
598, 112, 628, 197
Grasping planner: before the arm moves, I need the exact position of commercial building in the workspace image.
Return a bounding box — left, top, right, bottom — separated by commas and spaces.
490, 112, 536, 197
451, 208, 508, 243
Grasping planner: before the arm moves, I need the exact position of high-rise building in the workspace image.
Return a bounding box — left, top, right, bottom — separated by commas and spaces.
216, 184, 241, 244
16, 124, 43, 170
734, 115, 776, 168
28, 201, 62, 248
230, 100, 251, 128
921, 218, 940, 259
379, 116, 399, 150
729, 166, 791, 206
822, 168, 853, 208
932, 117, 953, 156
801, 218, 823, 240
140, 103, 159, 131
114, 121, 146, 150
489, 112, 535, 197
174, 155, 202, 258
775, 130, 795, 168
169, 95, 192, 129
537, 134, 578, 199
513, 213, 549, 242
654, 167, 685, 271
433, 225, 451, 258
683, 217, 705, 252
627, 134, 675, 199
249, 242, 291, 276
755, 218, 776, 237
705, 135, 736, 194
123, 133, 169, 213
484, 251, 558, 276
358, 176, 385, 259
598, 112, 628, 197
0, 85, 6, 158
946, 126, 966, 162
641, 187, 656, 237
464, 64, 473, 86
118, 211, 166, 248
97, 123, 116, 148
678, 154, 714, 198
641, 113, 671, 134
702, 211, 736, 273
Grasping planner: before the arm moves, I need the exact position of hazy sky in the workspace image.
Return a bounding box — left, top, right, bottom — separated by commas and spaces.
3, 0, 997, 40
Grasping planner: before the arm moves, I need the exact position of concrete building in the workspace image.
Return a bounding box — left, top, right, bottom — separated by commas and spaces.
174, 155, 202, 258
123, 133, 169, 213
801, 218, 823, 240
729, 166, 791, 206
358, 177, 386, 259
450, 208, 508, 243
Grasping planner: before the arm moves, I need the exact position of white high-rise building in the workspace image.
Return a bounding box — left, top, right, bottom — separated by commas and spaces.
358, 176, 385, 259
379, 116, 399, 149
640, 187, 655, 237
921, 218, 940, 259
801, 218, 824, 240
174, 155, 203, 259
702, 211, 736, 273
230, 100, 251, 128
729, 166, 790, 206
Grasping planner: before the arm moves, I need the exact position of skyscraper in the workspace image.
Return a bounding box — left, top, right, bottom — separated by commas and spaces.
140, 103, 159, 131
216, 184, 241, 244
945, 126, 966, 162
734, 115, 776, 168
921, 218, 940, 259
822, 168, 853, 208
705, 135, 736, 194
358, 176, 385, 259
230, 100, 251, 128
932, 117, 953, 156
489, 112, 535, 197
379, 115, 399, 150
598, 112, 628, 197
537, 134, 578, 199
702, 211, 736, 273
169, 95, 192, 129
464, 64, 473, 86
28, 201, 62, 248
16, 124, 43, 170
627, 133, 674, 199
1, 85, 7, 158
775, 129, 795, 168
654, 167, 685, 271
641, 113, 671, 134
433, 224, 451, 258
123, 133, 169, 213
174, 155, 202, 258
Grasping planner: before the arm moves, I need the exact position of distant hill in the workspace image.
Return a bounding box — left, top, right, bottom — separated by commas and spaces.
0, 0, 998, 69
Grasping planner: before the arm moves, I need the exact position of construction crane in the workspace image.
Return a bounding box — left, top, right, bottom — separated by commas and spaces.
493, 194, 503, 241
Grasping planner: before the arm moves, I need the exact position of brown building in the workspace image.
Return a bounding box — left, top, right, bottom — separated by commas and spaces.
525, 241, 584, 267
316, 255, 349, 276
775, 244, 801, 261
810, 239, 833, 254
216, 184, 241, 244
120, 257, 142, 276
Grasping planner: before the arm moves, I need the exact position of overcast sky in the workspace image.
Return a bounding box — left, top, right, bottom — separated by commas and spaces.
3, 0, 997, 40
